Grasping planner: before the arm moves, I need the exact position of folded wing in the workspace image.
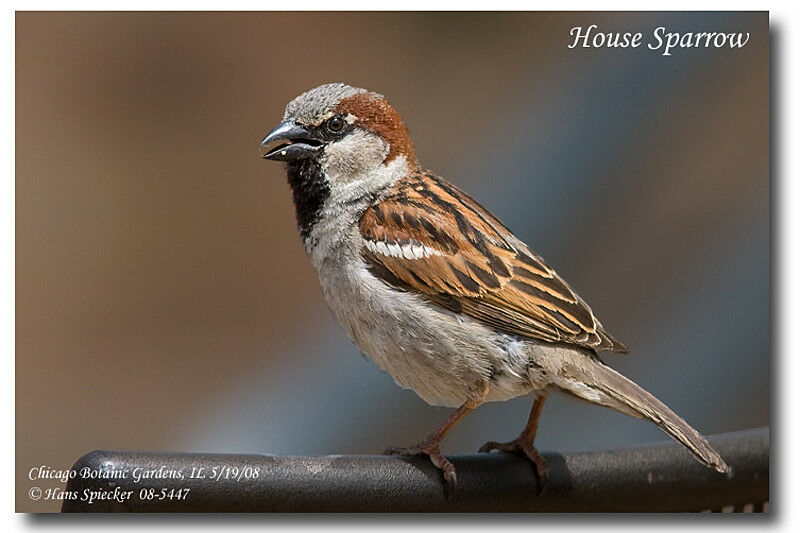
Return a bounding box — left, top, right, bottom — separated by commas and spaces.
359, 170, 627, 353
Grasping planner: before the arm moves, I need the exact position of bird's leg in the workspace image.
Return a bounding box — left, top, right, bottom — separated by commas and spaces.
384, 388, 486, 488
479, 395, 548, 492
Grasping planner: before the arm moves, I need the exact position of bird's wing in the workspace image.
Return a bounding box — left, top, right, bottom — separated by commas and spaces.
359, 170, 627, 353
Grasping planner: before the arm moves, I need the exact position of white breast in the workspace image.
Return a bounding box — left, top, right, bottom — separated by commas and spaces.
302, 157, 542, 407
314, 246, 538, 407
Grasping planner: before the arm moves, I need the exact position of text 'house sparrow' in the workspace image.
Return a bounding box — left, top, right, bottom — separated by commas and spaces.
260, 83, 727, 490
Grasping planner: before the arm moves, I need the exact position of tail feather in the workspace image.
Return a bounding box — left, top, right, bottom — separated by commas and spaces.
555, 358, 728, 474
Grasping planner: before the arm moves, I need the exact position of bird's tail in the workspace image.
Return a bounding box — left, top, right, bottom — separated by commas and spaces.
552, 356, 728, 474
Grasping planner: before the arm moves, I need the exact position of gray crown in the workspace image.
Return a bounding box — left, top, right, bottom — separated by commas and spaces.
283, 83, 382, 124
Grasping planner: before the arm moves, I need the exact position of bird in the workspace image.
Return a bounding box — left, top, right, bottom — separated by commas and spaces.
259, 82, 728, 490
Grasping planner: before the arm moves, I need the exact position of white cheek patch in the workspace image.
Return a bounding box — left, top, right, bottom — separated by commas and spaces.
365, 239, 443, 259
321, 129, 390, 185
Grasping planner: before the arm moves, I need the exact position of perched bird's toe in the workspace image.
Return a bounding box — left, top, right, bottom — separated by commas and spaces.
383, 443, 426, 456
479, 437, 548, 494
383, 442, 458, 491
427, 449, 457, 490
478, 440, 514, 453
382, 445, 405, 455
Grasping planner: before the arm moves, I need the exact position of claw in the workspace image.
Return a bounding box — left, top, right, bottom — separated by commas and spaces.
478, 436, 548, 495
478, 440, 504, 453
383, 441, 457, 492
380, 398, 483, 495
383, 445, 407, 455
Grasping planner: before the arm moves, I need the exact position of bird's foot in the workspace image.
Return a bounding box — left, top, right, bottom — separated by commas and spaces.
479, 436, 548, 494
384, 440, 457, 489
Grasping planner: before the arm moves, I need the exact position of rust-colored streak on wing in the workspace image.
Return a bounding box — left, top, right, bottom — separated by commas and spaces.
359, 170, 628, 353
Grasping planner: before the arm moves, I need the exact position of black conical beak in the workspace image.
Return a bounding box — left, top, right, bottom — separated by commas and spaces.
260, 121, 324, 161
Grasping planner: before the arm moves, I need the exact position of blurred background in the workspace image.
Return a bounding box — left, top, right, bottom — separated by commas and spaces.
16, 12, 768, 511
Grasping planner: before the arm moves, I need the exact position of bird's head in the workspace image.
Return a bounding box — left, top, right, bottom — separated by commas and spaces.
262, 83, 416, 179
261, 83, 416, 241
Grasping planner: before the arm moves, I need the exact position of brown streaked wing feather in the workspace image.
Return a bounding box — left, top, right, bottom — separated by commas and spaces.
359, 171, 628, 353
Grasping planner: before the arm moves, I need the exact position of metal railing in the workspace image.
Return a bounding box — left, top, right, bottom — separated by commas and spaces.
61, 427, 768, 512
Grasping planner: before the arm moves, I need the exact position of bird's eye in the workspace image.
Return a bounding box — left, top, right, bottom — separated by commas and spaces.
327, 115, 345, 133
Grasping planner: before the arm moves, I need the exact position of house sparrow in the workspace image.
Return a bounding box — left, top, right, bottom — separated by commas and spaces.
260, 83, 728, 489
